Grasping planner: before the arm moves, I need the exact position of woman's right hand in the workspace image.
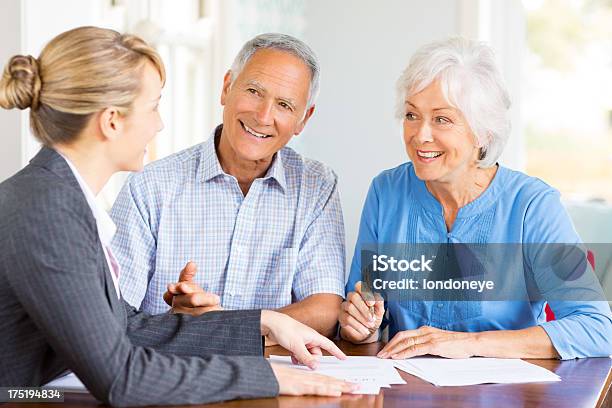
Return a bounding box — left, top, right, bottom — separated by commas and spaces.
270, 363, 358, 396
260, 310, 358, 396
260, 310, 347, 369
339, 282, 385, 343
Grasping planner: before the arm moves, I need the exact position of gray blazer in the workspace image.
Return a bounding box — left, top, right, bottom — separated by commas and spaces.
0, 147, 278, 406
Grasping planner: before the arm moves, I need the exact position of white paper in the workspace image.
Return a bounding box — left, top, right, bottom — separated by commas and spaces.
393, 357, 561, 386
44, 372, 88, 393
269, 355, 405, 394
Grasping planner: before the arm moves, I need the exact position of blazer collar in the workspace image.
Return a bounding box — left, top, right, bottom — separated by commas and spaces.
29, 145, 82, 191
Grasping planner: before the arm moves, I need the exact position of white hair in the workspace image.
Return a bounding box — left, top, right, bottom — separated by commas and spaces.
395, 37, 511, 168
230, 32, 320, 109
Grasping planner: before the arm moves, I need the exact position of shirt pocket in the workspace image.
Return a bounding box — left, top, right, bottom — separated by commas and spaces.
254, 247, 298, 309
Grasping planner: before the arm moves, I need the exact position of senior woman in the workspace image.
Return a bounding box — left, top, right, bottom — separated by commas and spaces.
340, 37, 612, 360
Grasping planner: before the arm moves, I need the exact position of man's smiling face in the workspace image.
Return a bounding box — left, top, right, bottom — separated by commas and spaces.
219, 48, 314, 164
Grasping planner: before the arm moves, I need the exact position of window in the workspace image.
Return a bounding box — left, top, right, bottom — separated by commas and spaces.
523, 0, 612, 203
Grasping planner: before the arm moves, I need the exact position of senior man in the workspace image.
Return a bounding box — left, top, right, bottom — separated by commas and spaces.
110, 33, 344, 337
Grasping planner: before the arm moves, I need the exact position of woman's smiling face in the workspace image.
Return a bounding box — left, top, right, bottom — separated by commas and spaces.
402, 80, 481, 184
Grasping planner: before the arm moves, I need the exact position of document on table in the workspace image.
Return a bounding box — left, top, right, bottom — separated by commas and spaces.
393, 357, 561, 386
43, 372, 88, 393
268, 355, 406, 395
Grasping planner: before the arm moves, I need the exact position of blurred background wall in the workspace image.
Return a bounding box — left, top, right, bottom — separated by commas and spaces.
1, 0, 611, 282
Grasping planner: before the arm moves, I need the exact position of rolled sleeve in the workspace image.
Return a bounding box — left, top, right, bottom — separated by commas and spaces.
526, 190, 612, 359
540, 301, 612, 359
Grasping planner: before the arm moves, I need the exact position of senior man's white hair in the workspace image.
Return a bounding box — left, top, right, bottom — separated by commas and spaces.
395, 37, 511, 168
229, 32, 320, 109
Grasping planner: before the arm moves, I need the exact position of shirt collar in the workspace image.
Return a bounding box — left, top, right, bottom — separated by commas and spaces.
261, 149, 287, 192
200, 124, 287, 192
57, 152, 117, 247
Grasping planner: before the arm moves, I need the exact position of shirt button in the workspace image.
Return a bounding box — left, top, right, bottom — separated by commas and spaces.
437, 303, 444, 308
446, 233, 452, 238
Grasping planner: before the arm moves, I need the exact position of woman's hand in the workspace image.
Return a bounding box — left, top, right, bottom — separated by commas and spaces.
377, 326, 477, 359
339, 282, 385, 343
270, 363, 358, 396
261, 310, 358, 396
260, 310, 346, 369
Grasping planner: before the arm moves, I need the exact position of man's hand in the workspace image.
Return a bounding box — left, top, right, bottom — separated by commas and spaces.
260, 310, 346, 370
162, 261, 223, 316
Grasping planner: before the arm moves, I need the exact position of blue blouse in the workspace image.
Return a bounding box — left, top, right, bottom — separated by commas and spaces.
346, 163, 612, 359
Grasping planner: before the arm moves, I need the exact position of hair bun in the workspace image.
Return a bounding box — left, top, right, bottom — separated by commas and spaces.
0, 55, 42, 110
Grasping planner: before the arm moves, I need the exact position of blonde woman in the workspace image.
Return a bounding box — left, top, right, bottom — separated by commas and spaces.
0, 26, 355, 406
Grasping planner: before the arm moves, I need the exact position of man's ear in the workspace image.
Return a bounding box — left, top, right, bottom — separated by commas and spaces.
98, 107, 123, 141
220, 70, 233, 106
294, 105, 316, 136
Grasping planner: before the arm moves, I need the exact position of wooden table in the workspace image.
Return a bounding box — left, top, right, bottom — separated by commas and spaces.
5, 340, 611, 408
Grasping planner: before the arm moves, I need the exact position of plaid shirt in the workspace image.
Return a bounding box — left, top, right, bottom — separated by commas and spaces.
110, 126, 346, 314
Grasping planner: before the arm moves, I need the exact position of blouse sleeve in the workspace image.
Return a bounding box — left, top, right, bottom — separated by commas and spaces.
523, 189, 612, 359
